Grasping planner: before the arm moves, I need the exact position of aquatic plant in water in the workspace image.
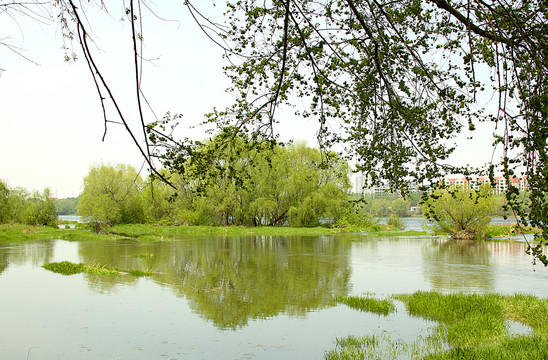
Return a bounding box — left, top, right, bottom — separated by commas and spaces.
336, 296, 396, 316
326, 292, 548, 359
42, 261, 153, 277
325, 331, 446, 360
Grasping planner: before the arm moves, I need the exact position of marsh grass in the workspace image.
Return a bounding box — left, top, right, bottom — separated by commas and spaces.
424, 335, 548, 359
0, 224, 122, 242
327, 292, 548, 359
42, 261, 85, 275
336, 296, 396, 316
485, 224, 540, 238
105, 223, 393, 240
42, 261, 154, 277
363, 230, 430, 237
397, 292, 548, 358
325, 331, 446, 360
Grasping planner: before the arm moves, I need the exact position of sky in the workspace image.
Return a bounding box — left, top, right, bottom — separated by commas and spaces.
0, 2, 499, 199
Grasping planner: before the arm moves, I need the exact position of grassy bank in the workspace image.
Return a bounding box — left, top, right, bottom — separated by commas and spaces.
326, 292, 548, 359
0, 222, 534, 243
0, 224, 121, 242
485, 224, 540, 238
103, 223, 406, 241
0, 223, 394, 243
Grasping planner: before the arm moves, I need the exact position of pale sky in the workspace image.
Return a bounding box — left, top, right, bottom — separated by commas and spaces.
0, 2, 498, 199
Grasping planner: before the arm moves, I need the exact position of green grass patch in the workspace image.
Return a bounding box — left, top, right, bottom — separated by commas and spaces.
424, 335, 548, 359
485, 224, 540, 238
42, 261, 154, 277
397, 291, 548, 357
105, 223, 393, 240
362, 230, 430, 237
42, 261, 85, 275
327, 292, 548, 359
325, 331, 446, 360
396, 291, 507, 346
337, 296, 396, 316
0, 224, 124, 242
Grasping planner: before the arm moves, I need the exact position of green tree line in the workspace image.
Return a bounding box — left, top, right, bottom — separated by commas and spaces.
78, 135, 356, 230
54, 197, 79, 216
0, 180, 57, 226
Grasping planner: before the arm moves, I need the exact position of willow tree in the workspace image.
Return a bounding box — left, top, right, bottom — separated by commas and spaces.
423, 184, 496, 240
78, 164, 145, 230
166, 129, 351, 226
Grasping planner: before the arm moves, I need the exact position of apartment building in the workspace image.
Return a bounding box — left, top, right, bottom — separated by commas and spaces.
443, 175, 528, 194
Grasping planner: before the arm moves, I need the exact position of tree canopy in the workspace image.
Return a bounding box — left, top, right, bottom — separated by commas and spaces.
145, 131, 352, 226
0, 180, 57, 226
423, 184, 496, 240
78, 164, 145, 230
4, 0, 547, 263
75, 136, 352, 228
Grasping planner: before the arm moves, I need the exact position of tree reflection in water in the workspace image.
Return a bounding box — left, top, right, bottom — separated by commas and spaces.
77, 235, 352, 329
422, 239, 496, 292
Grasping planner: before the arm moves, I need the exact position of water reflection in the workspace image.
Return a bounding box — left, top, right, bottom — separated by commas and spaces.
422, 239, 496, 292
0, 240, 55, 274
0, 235, 546, 334
77, 235, 352, 329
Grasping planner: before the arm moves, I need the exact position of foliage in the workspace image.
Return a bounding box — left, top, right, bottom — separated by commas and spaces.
351, 193, 421, 218
22, 188, 57, 226
335, 201, 380, 229
78, 164, 145, 231
422, 184, 496, 239
0, 180, 11, 223
141, 170, 179, 224
155, 131, 352, 227
386, 216, 405, 230
0, 181, 57, 226
54, 197, 79, 215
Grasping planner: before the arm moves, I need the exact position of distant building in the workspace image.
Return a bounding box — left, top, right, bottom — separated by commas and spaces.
442, 175, 528, 194
353, 174, 365, 194
352, 174, 419, 195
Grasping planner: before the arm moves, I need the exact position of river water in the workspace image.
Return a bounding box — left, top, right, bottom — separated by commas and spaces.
0, 232, 546, 359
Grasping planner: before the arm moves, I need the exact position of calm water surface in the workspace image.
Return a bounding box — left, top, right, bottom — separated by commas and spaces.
0, 233, 546, 359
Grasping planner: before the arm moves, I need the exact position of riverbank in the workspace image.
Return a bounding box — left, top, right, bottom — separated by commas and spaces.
0, 222, 537, 243
0, 223, 400, 242
0, 224, 121, 242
